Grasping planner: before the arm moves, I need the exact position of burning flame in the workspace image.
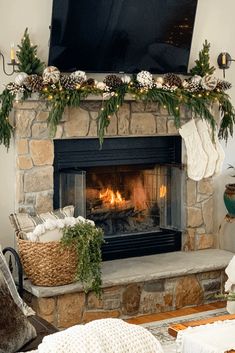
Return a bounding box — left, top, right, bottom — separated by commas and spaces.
160, 185, 167, 198
99, 188, 126, 207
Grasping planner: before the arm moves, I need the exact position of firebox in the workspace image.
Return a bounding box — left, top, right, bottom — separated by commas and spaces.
54, 137, 184, 260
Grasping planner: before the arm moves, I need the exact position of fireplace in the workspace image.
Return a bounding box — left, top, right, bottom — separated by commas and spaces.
54, 136, 184, 260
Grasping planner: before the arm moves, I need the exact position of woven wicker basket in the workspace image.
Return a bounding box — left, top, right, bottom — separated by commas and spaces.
17, 235, 77, 287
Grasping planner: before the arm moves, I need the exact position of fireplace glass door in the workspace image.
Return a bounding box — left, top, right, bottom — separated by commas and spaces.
60, 164, 183, 238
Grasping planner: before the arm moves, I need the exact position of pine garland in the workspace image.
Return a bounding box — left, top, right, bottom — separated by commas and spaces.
0, 89, 15, 148
0, 36, 234, 149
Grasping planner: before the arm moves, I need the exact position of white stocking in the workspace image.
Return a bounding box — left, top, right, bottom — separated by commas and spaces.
195, 119, 218, 178
179, 120, 208, 181
213, 130, 225, 176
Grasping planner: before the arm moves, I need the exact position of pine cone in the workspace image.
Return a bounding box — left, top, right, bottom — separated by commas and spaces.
85, 78, 95, 86
103, 75, 123, 89
60, 74, 77, 90
216, 79, 232, 91
183, 79, 201, 92
6, 82, 25, 94
24, 75, 44, 92
163, 73, 182, 87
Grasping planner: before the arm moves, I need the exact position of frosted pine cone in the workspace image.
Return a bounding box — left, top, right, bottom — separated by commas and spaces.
216, 79, 232, 91
182, 79, 201, 92
24, 75, 44, 92
60, 74, 77, 90
103, 74, 123, 89
163, 73, 182, 87
6, 82, 25, 95
70, 70, 87, 84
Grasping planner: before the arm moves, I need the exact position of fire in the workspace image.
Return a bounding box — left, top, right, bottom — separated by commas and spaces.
99, 188, 125, 207
160, 185, 167, 198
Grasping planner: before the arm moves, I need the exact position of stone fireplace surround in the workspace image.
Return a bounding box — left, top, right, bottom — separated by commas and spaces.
13, 98, 226, 327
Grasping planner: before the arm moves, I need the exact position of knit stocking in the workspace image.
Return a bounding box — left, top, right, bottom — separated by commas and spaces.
213, 130, 225, 175
195, 119, 218, 178
179, 119, 208, 181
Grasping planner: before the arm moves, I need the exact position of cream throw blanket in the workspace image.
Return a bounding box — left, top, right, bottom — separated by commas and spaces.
37, 318, 163, 353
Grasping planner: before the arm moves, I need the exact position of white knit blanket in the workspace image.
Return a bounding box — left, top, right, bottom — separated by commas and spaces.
37, 318, 163, 353
176, 319, 235, 353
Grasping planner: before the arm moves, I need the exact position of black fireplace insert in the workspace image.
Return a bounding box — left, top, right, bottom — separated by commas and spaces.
54, 137, 183, 260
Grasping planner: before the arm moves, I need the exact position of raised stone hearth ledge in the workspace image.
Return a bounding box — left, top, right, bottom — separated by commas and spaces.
14, 99, 215, 252
24, 249, 233, 328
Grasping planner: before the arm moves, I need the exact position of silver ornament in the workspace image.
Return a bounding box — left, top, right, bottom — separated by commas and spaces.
156, 76, 164, 85
191, 75, 202, 84
201, 75, 218, 91
43, 66, 60, 84
70, 70, 87, 83
136, 70, 153, 88
96, 82, 109, 91
15, 72, 28, 86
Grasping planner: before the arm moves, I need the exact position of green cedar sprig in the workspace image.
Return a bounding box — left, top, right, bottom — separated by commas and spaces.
182, 91, 216, 132
218, 92, 235, 141
144, 88, 181, 128
190, 40, 216, 77
98, 85, 127, 146
17, 28, 44, 75
61, 221, 104, 296
0, 89, 15, 148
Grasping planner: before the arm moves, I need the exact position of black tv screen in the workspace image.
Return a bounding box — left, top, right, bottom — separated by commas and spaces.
48, 0, 198, 74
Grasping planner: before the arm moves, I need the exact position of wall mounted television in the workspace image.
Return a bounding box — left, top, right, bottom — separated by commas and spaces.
48, 0, 198, 74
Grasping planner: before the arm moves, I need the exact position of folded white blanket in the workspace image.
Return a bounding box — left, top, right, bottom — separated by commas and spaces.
176, 319, 235, 353
38, 318, 163, 353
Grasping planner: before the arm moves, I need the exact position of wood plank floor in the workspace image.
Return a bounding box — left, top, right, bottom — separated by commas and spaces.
126, 301, 226, 324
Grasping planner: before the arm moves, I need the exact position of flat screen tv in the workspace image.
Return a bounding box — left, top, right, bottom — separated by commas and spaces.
48, 0, 198, 74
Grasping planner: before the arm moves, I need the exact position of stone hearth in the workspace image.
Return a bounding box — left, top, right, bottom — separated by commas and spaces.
24, 249, 232, 328
14, 98, 215, 252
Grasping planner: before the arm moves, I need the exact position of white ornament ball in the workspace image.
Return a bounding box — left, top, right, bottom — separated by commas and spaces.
15, 72, 28, 86
156, 76, 164, 85
191, 75, 202, 84
96, 82, 109, 91
70, 70, 87, 83
43, 66, 60, 84
136, 70, 153, 88
121, 75, 131, 84
201, 75, 218, 91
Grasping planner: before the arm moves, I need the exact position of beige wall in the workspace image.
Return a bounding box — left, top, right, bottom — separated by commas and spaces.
0, 0, 235, 248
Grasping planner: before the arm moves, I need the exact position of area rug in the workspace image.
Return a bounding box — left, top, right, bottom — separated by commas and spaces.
142, 307, 228, 353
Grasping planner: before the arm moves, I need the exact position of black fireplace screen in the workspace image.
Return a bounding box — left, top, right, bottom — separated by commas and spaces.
54, 137, 183, 260
60, 163, 183, 236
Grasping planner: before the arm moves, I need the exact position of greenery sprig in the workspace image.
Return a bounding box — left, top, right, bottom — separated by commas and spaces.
218, 92, 235, 140
61, 221, 104, 296
0, 89, 15, 148
98, 85, 127, 145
